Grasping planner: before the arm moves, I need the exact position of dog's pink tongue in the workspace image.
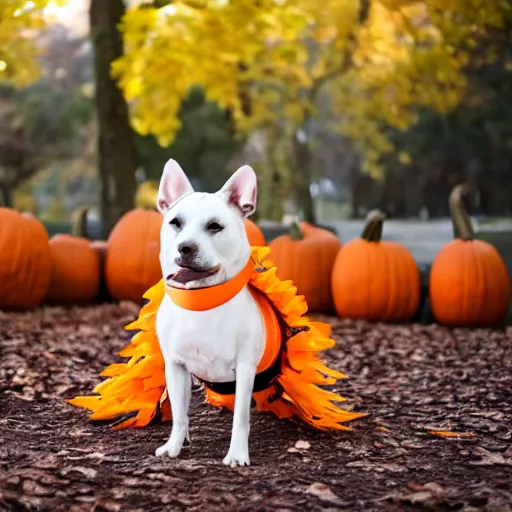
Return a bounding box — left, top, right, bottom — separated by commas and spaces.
171, 266, 220, 284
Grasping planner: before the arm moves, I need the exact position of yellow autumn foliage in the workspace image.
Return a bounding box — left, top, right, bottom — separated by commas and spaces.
2, 0, 508, 179
113, 0, 510, 176
0, 0, 66, 86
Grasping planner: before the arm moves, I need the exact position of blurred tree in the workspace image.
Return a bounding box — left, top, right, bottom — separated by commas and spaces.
0, 25, 96, 211
0, 86, 36, 207
5, 1, 510, 223
0, 80, 92, 208
114, 0, 374, 222
383, 2, 512, 217
111, 0, 509, 222
1, 1, 138, 232
136, 86, 241, 192
89, 0, 138, 237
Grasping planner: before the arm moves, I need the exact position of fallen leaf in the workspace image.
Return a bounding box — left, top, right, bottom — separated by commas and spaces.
65, 452, 105, 461
32, 455, 59, 469
75, 495, 96, 503
95, 501, 121, 512
147, 473, 182, 484
174, 461, 207, 473
21, 480, 54, 497
305, 482, 342, 505
68, 430, 94, 438
294, 440, 311, 450
428, 431, 477, 438
123, 477, 142, 486
400, 440, 423, 449
421, 482, 445, 497
61, 466, 98, 479
408, 491, 436, 504
380, 463, 407, 474
288, 440, 311, 452
389, 482, 446, 507
469, 447, 508, 466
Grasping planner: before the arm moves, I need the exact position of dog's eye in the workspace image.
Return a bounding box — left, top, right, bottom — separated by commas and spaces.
207, 221, 223, 233
169, 217, 182, 229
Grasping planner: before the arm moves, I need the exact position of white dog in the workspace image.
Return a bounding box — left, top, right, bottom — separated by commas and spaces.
154, 158, 265, 467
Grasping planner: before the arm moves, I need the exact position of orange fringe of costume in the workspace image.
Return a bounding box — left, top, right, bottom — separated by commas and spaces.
68, 247, 365, 431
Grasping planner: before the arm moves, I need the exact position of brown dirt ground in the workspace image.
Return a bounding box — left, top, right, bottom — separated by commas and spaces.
0, 304, 511, 512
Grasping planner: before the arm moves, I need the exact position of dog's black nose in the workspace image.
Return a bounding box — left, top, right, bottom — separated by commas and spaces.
178, 242, 198, 258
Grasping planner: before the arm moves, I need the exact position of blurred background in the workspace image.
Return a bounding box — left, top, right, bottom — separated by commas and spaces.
1, 0, 512, 270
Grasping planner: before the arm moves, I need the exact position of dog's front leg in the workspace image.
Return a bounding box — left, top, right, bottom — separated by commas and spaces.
223, 361, 256, 467
155, 361, 191, 458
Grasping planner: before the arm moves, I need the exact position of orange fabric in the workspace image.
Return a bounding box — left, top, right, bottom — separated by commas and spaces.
164, 257, 254, 311
251, 287, 283, 373
164, 252, 282, 374
68, 247, 365, 432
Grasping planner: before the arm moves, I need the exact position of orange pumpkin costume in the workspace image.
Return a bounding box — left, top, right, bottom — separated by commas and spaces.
68, 247, 364, 431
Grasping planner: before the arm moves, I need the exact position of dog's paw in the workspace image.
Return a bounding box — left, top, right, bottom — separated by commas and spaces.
155, 439, 184, 458
155, 422, 190, 458
222, 450, 250, 467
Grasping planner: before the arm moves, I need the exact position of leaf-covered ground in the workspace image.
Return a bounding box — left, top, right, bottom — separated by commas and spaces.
1, 304, 511, 511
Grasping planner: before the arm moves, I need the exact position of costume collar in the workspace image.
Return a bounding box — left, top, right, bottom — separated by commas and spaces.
165, 257, 254, 311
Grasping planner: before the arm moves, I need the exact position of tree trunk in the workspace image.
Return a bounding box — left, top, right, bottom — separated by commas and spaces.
0, 184, 13, 208
89, 0, 138, 239
290, 132, 316, 223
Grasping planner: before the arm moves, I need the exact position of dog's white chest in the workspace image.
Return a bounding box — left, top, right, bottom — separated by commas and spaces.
170, 321, 237, 382
156, 291, 264, 383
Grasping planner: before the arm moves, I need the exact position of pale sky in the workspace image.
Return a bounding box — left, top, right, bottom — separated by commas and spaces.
43, 0, 162, 36
44, 0, 90, 36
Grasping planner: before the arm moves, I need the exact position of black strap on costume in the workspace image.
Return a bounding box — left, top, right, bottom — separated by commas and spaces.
192, 298, 311, 397
196, 347, 284, 395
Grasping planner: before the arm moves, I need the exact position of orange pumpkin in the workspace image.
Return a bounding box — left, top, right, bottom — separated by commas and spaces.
46, 234, 100, 305
429, 184, 511, 327
331, 210, 421, 322
269, 221, 341, 313
105, 209, 162, 303
0, 208, 52, 311
244, 218, 266, 246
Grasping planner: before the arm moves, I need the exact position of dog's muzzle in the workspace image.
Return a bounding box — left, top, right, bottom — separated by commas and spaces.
168, 263, 221, 284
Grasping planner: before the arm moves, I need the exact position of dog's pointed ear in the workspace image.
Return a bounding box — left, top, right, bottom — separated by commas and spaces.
157, 159, 195, 215
218, 165, 257, 218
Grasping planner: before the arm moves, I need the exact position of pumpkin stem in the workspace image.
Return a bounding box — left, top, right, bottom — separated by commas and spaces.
361, 209, 386, 242
72, 207, 89, 238
289, 217, 305, 241
449, 184, 474, 241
